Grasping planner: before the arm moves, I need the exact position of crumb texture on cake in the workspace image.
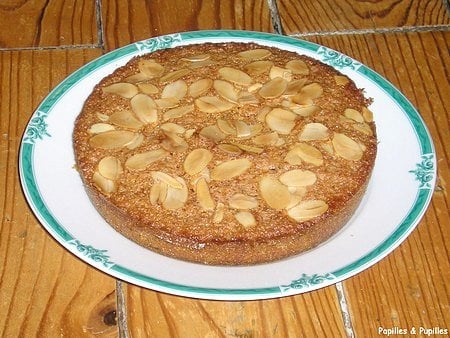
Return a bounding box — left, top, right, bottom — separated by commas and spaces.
73, 42, 377, 265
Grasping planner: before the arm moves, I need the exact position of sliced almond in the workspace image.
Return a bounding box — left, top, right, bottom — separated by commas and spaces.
237, 49, 271, 60
298, 122, 329, 141
285, 143, 324, 166
218, 67, 253, 86
93, 171, 116, 194
213, 80, 239, 103
89, 130, 137, 149
88, 123, 115, 134
332, 133, 363, 161
159, 68, 190, 83
285, 59, 310, 75
96, 112, 109, 122
287, 200, 328, 222
161, 80, 188, 100
362, 107, 374, 122
162, 177, 188, 210
155, 97, 180, 109
163, 104, 194, 121
149, 182, 161, 205
279, 169, 317, 187
217, 143, 242, 155
196, 178, 215, 211
249, 124, 263, 137
184, 148, 213, 175
289, 104, 321, 117
269, 66, 293, 81
259, 176, 291, 210
244, 61, 273, 75
284, 78, 308, 96
199, 125, 226, 142
217, 118, 237, 136
258, 77, 288, 98
137, 82, 159, 95
231, 142, 264, 154
98, 156, 122, 180
187, 60, 216, 69
109, 110, 144, 130
185, 128, 196, 138
195, 96, 234, 113
352, 122, 373, 136
210, 158, 252, 181
265, 108, 297, 135
247, 83, 263, 92
102, 83, 138, 98
138, 60, 165, 78
292, 83, 323, 105
125, 72, 150, 83
125, 149, 169, 170
157, 182, 169, 204
234, 120, 251, 138
188, 78, 213, 98
321, 141, 334, 155
256, 106, 271, 122
160, 122, 186, 134
213, 203, 225, 223
180, 54, 211, 62
151, 171, 183, 189
237, 91, 260, 105
286, 193, 303, 210
229, 194, 258, 210
334, 75, 349, 86
253, 132, 279, 146
288, 186, 307, 197
161, 132, 188, 153
234, 211, 256, 227
344, 108, 364, 123
130, 94, 158, 124
126, 133, 144, 150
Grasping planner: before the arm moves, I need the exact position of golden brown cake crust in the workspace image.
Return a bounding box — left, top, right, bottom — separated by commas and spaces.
73, 42, 377, 265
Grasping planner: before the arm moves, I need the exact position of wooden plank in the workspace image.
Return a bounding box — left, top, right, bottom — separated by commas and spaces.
302, 31, 449, 336
101, 0, 273, 50
125, 286, 347, 337
0, 0, 98, 48
0, 48, 118, 337
277, 0, 450, 34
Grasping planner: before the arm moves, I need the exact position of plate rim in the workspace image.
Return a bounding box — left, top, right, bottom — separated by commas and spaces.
18, 30, 436, 300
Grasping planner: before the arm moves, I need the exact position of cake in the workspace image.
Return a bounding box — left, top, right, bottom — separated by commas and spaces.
73, 42, 377, 265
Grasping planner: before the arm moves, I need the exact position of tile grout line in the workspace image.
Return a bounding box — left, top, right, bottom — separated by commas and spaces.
336, 282, 355, 338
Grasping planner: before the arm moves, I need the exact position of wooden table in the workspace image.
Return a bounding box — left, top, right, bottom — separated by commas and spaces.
1, 1, 449, 337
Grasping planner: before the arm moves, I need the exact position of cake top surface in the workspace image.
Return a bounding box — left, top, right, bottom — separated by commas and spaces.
73, 42, 377, 244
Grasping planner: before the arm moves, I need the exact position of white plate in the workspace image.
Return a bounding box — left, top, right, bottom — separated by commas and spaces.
19, 30, 436, 300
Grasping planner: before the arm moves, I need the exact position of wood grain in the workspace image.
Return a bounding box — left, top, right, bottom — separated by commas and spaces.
125, 287, 347, 337
0, 0, 98, 48
302, 31, 449, 336
101, 0, 273, 50
278, 0, 450, 34
0, 48, 118, 337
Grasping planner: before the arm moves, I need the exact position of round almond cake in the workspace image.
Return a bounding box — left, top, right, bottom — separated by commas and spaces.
73, 42, 377, 265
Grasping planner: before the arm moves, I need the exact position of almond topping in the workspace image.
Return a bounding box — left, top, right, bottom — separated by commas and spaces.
102, 83, 138, 98
286, 60, 310, 75
151, 171, 183, 189
149, 182, 162, 205
213, 80, 239, 103
93, 171, 116, 194
279, 169, 317, 187
160, 122, 186, 134
98, 156, 122, 180
130, 94, 158, 124
126, 133, 144, 150
137, 82, 159, 95
210, 158, 252, 181
162, 177, 188, 210
289, 104, 321, 117
285, 143, 324, 166
229, 194, 258, 210
180, 54, 211, 62
269, 66, 293, 81
125, 72, 150, 83
213, 203, 225, 223
352, 122, 373, 136
234, 211, 256, 227
258, 78, 288, 98
125, 149, 169, 170
217, 118, 237, 135
155, 97, 180, 109
253, 132, 279, 146
138, 60, 165, 78
287, 200, 328, 222
184, 148, 213, 175
161, 132, 188, 153
238, 49, 271, 60
109, 110, 144, 130
265, 108, 297, 134
163, 104, 194, 121
188, 78, 213, 98
88, 123, 115, 134
292, 83, 323, 105
160, 68, 190, 83
334, 75, 349, 85
218, 67, 253, 86
196, 178, 215, 211
244, 61, 274, 75
230, 142, 264, 154
199, 125, 226, 142
234, 120, 251, 138
284, 79, 308, 96
344, 108, 364, 123
362, 107, 374, 122
161, 80, 187, 100
96, 112, 109, 122
259, 176, 291, 210
89, 130, 137, 149
195, 96, 235, 113
298, 123, 329, 141
217, 143, 242, 155
332, 133, 364, 160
